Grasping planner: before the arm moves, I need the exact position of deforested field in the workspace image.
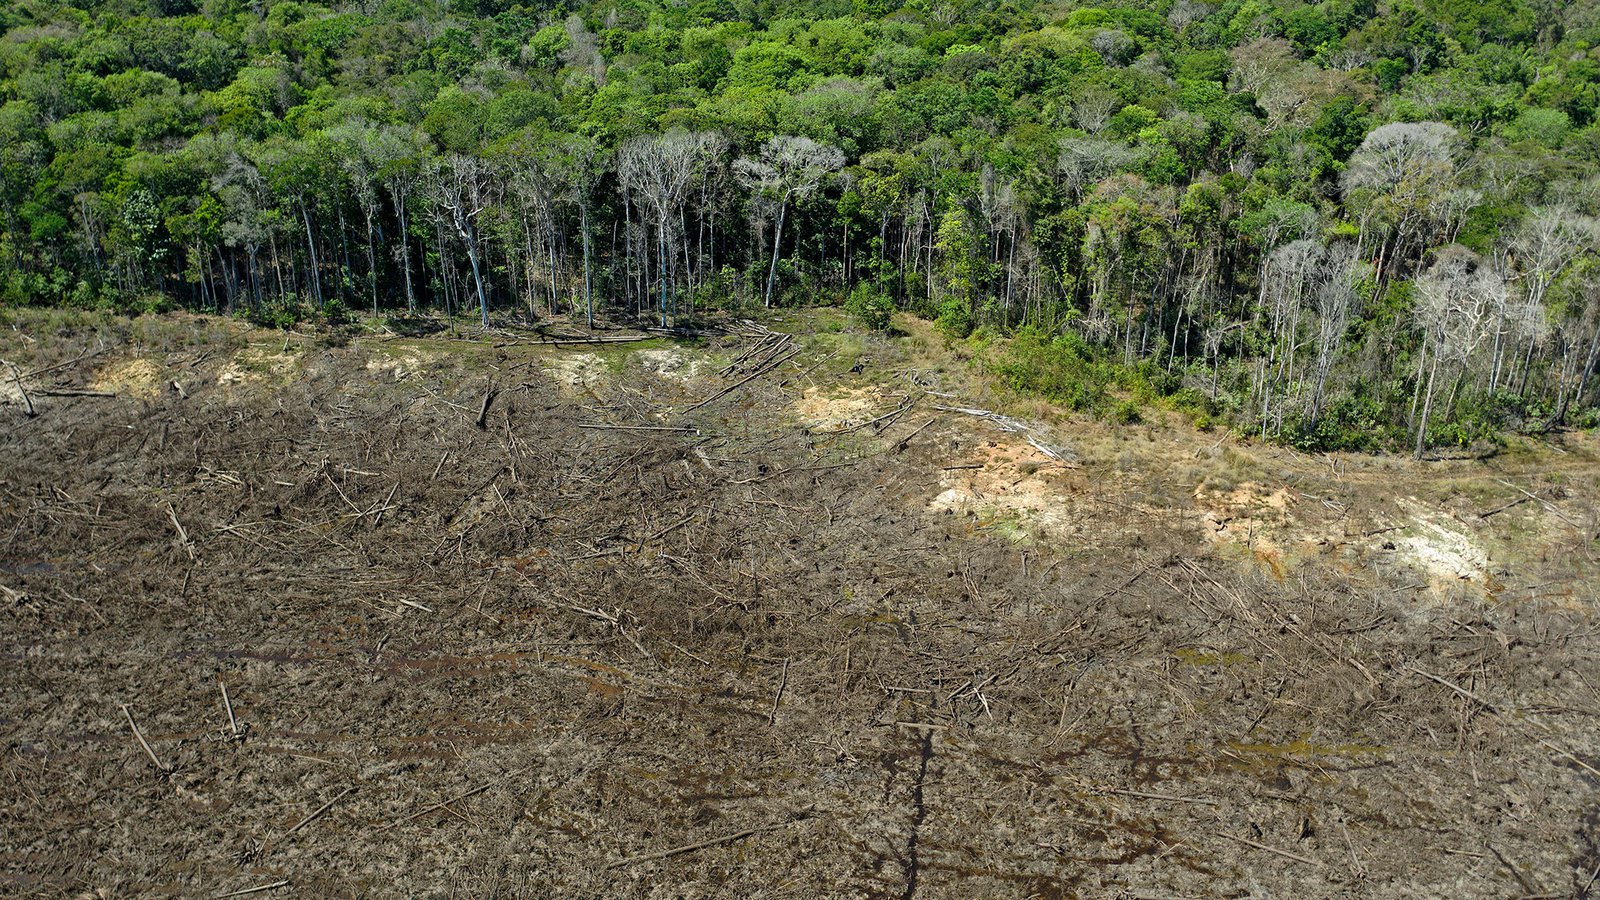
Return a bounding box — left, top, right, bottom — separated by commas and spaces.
4, 309, 1600, 898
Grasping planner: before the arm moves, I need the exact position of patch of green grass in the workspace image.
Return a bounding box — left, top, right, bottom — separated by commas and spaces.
972, 510, 1033, 544
970, 325, 1221, 428
1173, 647, 1253, 667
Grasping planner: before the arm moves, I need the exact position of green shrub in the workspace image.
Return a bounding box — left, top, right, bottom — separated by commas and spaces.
321, 297, 352, 325
248, 297, 309, 330
985, 326, 1106, 411
1281, 393, 1396, 452
844, 283, 895, 330
935, 296, 973, 338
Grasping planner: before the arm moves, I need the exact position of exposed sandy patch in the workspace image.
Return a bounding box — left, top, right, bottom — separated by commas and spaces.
928, 437, 1081, 537
365, 349, 439, 381
1191, 482, 1300, 577
1193, 483, 1295, 543
0, 370, 23, 406
635, 348, 705, 382
1392, 498, 1492, 588
541, 352, 605, 391
92, 358, 164, 400
218, 348, 299, 389
795, 385, 891, 430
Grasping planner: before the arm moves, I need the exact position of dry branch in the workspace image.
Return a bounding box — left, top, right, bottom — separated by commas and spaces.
378, 772, 523, 831
3, 359, 35, 417
166, 503, 197, 561
607, 820, 801, 869
685, 344, 800, 413
1216, 831, 1326, 867
1105, 788, 1219, 806
270, 786, 355, 848
33, 388, 117, 397
212, 881, 289, 898
577, 423, 699, 433
768, 657, 790, 725
119, 703, 168, 773
220, 681, 240, 739
521, 334, 657, 345
475, 386, 499, 430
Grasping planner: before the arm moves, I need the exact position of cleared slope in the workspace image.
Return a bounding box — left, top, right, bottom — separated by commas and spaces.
1, 310, 1598, 898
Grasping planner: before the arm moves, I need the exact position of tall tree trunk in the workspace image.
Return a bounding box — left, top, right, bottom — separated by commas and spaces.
396, 191, 416, 312
580, 201, 594, 329
300, 201, 323, 306
765, 197, 789, 309
463, 227, 489, 327
1415, 355, 1441, 460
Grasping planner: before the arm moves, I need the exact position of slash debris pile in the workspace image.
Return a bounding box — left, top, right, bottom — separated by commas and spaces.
2, 312, 1599, 898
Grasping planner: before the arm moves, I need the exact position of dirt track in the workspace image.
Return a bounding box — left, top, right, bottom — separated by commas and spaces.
3, 310, 1600, 898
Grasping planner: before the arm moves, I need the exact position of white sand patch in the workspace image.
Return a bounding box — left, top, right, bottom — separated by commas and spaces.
795, 386, 890, 430
1193, 482, 1295, 546
0, 373, 23, 406
636, 348, 705, 382
365, 350, 437, 381
218, 348, 299, 388
1394, 498, 1490, 585
540, 352, 606, 390
926, 437, 1079, 536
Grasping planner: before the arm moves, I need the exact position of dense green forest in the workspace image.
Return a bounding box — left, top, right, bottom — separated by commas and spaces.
4, 0, 1600, 452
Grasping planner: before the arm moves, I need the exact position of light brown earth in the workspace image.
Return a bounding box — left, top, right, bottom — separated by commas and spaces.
2, 307, 1599, 898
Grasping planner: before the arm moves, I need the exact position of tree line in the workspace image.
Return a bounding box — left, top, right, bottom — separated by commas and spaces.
5, 0, 1600, 453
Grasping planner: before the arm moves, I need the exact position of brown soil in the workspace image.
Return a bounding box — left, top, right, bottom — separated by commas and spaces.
2, 310, 1600, 898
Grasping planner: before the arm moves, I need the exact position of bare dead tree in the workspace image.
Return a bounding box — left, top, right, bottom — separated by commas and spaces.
1070, 86, 1119, 135
1342, 122, 1461, 286
618, 130, 722, 324
1411, 245, 1502, 457
735, 135, 845, 309
1308, 245, 1366, 426
1500, 207, 1596, 394
429, 154, 496, 327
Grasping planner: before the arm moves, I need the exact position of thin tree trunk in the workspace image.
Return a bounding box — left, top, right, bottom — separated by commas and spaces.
300, 202, 323, 306
1415, 355, 1441, 459
765, 197, 789, 309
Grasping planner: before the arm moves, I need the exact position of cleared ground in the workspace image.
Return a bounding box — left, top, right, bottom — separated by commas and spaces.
3, 309, 1600, 898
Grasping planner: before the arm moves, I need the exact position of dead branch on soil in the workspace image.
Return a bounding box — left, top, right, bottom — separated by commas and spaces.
267, 786, 355, 850
475, 385, 499, 430
577, 423, 699, 433
607, 819, 806, 869
219, 681, 240, 740
3, 359, 35, 417
379, 770, 526, 831
119, 703, 169, 774
165, 503, 197, 561
33, 388, 117, 397
687, 336, 800, 413
212, 880, 289, 898
1216, 831, 1326, 867
768, 657, 790, 725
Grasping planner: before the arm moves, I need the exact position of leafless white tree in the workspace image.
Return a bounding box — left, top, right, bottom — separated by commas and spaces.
618, 130, 723, 322
1058, 136, 1139, 199
1071, 87, 1119, 135
429, 154, 496, 327
1411, 246, 1502, 457
735, 135, 844, 308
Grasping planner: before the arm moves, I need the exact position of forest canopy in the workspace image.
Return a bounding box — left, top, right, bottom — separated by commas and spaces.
5, 0, 1600, 453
